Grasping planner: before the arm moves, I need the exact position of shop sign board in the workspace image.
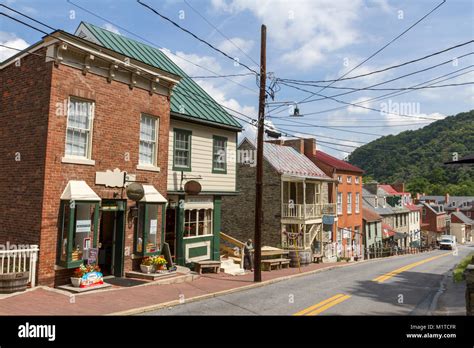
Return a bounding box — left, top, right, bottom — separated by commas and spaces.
150, 220, 157, 235
87, 248, 98, 264
80, 271, 103, 288
76, 220, 91, 233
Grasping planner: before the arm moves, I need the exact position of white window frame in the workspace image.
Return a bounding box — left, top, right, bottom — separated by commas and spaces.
347, 192, 352, 214
347, 176, 352, 184
183, 208, 213, 239
355, 192, 360, 213
355, 176, 360, 184
337, 176, 342, 183
139, 114, 159, 167
64, 97, 94, 160
337, 192, 343, 215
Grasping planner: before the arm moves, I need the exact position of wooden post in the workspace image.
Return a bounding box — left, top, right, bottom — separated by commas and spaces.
254, 24, 266, 282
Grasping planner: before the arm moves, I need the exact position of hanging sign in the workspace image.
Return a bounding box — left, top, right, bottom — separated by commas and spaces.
184, 180, 202, 195
126, 182, 145, 201
322, 215, 335, 225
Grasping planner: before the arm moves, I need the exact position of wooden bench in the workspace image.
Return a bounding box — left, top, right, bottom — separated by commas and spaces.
312, 253, 323, 263
261, 259, 281, 271
262, 258, 290, 271
194, 260, 221, 274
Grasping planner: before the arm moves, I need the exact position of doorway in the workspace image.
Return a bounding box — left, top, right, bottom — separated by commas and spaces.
165, 207, 177, 261
99, 201, 125, 277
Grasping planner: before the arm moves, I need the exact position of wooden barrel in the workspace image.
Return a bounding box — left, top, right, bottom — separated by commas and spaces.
0, 272, 29, 294
289, 250, 311, 267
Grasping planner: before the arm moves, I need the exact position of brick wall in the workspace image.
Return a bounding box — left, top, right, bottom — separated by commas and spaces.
0, 49, 52, 247
221, 141, 282, 247
2, 53, 172, 286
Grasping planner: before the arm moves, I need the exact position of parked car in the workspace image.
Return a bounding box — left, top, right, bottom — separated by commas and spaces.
439, 235, 456, 250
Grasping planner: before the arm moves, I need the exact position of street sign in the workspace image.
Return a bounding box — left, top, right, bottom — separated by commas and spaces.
322, 215, 335, 225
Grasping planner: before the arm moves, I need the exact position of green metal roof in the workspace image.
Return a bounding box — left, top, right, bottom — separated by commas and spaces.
80, 22, 241, 130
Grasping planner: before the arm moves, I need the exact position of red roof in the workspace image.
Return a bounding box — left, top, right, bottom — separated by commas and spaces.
314, 150, 364, 173
379, 184, 399, 195
406, 203, 421, 211
363, 207, 382, 222
382, 223, 396, 238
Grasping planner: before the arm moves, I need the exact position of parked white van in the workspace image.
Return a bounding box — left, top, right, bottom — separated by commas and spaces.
439, 235, 457, 250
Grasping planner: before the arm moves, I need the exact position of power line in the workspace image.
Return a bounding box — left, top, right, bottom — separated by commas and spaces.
277, 81, 443, 121
137, 0, 259, 75
188, 72, 255, 79
267, 0, 446, 115
66, 0, 258, 94
278, 52, 473, 107
183, 0, 259, 66
0, 12, 49, 35
273, 65, 474, 119
275, 81, 474, 92
1, 4, 55, 31
278, 39, 473, 84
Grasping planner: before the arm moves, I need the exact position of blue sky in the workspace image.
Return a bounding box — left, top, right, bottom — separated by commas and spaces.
1, 0, 473, 158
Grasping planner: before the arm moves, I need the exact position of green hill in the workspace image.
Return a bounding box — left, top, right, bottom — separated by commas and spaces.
348, 110, 474, 196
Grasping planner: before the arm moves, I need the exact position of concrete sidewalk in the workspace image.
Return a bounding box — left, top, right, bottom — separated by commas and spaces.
0, 261, 352, 315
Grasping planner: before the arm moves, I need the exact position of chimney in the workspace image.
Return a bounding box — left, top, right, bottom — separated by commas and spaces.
280, 138, 304, 154
445, 193, 450, 204
364, 182, 378, 195
392, 182, 405, 193
416, 193, 421, 200
265, 139, 284, 145
303, 138, 317, 158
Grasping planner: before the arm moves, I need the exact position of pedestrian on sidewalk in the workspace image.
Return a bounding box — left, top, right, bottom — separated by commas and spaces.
244, 239, 254, 271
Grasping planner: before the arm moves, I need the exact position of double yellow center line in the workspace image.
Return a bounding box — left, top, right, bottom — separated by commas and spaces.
294, 293, 351, 316
372, 252, 451, 283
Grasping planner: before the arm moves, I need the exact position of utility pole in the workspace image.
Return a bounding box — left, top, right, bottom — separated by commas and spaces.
254, 24, 266, 282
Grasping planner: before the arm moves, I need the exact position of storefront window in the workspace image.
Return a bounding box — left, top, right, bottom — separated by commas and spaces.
184, 209, 212, 238
135, 203, 164, 255
58, 201, 99, 268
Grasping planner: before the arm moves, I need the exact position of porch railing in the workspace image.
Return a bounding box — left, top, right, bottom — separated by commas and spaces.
0, 245, 39, 287
282, 203, 337, 219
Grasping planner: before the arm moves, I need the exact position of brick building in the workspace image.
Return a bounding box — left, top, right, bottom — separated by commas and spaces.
310, 149, 364, 260
1, 30, 180, 286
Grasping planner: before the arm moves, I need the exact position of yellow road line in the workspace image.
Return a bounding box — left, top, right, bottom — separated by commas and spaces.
294, 293, 351, 316
307, 294, 351, 315
373, 252, 451, 283
294, 293, 345, 316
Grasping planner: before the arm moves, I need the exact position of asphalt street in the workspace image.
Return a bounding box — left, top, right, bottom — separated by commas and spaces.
143, 245, 473, 315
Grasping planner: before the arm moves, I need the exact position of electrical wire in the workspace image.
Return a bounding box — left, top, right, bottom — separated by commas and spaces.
278, 39, 473, 84
267, 0, 446, 115
137, 0, 259, 75
65, 0, 258, 94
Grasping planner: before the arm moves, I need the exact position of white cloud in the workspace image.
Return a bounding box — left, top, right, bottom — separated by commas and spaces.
0, 32, 29, 62
217, 37, 254, 56
102, 23, 121, 35
348, 96, 372, 114
211, 0, 390, 70
161, 48, 223, 76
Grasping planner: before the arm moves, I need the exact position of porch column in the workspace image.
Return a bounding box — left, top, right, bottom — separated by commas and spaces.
303, 180, 306, 220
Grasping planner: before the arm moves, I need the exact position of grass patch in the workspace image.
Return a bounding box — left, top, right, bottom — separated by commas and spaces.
453, 253, 473, 282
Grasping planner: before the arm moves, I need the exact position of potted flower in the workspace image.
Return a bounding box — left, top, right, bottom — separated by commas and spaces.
71, 267, 84, 287
152, 255, 167, 271
140, 257, 155, 274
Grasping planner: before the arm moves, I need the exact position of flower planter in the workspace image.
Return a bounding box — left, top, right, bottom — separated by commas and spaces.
140, 264, 155, 274
0, 272, 30, 294
70, 277, 82, 288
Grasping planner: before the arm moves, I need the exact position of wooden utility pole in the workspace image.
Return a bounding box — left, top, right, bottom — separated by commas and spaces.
254, 24, 266, 282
